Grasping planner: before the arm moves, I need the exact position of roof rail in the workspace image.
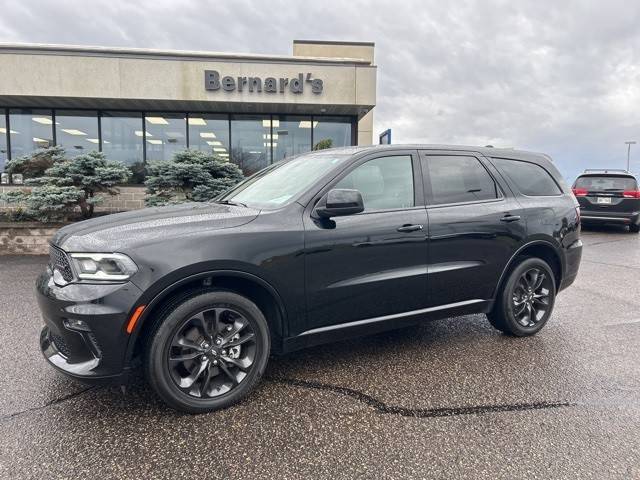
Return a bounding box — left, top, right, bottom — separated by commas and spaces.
583, 169, 630, 174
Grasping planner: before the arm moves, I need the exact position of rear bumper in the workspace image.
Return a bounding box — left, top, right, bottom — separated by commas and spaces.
580, 210, 640, 225
559, 239, 582, 292
36, 266, 143, 384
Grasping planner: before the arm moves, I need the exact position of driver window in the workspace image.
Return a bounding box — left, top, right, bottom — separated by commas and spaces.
335, 155, 414, 211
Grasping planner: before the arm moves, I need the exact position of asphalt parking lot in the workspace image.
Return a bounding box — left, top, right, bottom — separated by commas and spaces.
0, 227, 639, 479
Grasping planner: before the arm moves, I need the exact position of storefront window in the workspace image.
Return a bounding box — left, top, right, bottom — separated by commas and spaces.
55, 110, 99, 157
273, 116, 312, 162
8, 109, 54, 158
188, 114, 230, 161
312, 117, 352, 150
144, 113, 187, 163
101, 112, 145, 183
0, 110, 7, 171
230, 115, 271, 176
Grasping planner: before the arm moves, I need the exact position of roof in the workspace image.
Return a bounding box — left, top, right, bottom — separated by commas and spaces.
0, 42, 372, 65
325, 144, 554, 163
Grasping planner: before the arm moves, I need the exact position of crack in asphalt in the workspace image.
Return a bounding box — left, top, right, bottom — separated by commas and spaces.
270, 377, 574, 418
0, 386, 97, 423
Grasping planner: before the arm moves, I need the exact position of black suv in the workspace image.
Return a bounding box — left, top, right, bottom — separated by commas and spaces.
572, 169, 640, 233
37, 145, 582, 413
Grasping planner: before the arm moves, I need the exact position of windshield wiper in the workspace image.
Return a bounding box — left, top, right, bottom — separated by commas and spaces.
216, 199, 248, 208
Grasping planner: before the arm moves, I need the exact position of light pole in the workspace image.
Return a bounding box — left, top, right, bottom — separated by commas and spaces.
625, 141, 636, 171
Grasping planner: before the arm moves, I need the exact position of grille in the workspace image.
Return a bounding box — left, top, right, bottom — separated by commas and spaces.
50, 333, 71, 357
49, 246, 74, 282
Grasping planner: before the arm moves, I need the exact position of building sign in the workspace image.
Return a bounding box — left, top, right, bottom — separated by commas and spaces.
205, 70, 323, 94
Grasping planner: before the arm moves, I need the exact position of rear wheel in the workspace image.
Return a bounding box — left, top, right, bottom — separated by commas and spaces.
630, 223, 639, 233
487, 257, 556, 336
145, 290, 270, 413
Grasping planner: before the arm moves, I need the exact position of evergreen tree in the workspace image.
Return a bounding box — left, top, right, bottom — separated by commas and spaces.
145, 149, 244, 206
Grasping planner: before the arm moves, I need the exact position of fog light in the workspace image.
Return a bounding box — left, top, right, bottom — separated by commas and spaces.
63, 318, 91, 332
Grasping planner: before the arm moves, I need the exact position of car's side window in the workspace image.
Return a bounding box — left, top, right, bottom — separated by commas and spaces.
491, 158, 562, 196
425, 155, 500, 205
335, 155, 414, 211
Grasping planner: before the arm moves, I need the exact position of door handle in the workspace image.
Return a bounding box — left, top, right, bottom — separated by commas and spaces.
500, 214, 521, 223
397, 224, 424, 232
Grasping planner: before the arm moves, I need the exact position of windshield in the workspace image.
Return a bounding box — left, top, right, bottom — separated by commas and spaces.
574, 175, 637, 191
218, 152, 352, 209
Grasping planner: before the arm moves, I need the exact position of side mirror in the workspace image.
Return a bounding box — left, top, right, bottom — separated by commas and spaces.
314, 189, 364, 218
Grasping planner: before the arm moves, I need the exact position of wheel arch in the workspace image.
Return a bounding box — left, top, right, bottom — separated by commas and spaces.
126, 270, 288, 365
492, 240, 563, 301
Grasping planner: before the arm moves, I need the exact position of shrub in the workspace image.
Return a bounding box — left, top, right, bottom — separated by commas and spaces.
1, 149, 130, 222
144, 149, 244, 206
313, 138, 333, 150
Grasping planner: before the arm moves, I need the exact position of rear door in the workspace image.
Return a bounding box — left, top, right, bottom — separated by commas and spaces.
420, 151, 526, 307
572, 174, 639, 216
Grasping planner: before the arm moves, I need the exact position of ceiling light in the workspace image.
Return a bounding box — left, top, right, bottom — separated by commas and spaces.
86, 138, 100, 144
147, 139, 163, 145
188, 117, 207, 126
32, 117, 53, 125
263, 119, 279, 128
145, 116, 169, 125
262, 134, 279, 139
206, 141, 223, 146
213, 147, 226, 152
199, 132, 216, 138
249, 151, 262, 154
0, 128, 18, 134
61, 129, 87, 136
33, 137, 49, 143
299, 121, 318, 128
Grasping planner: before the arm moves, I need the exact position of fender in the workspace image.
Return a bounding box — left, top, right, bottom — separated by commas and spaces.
491, 239, 564, 301
123, 269, 288, 366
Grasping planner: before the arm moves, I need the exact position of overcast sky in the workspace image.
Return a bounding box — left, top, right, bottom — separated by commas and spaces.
1, 0, 639, 180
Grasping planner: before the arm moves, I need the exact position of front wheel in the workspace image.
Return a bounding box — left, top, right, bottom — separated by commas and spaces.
487, 257, 556, 336
145, 290, 270, 413
630, 223, 639, 233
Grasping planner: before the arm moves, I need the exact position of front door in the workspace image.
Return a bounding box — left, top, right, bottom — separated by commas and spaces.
420, 151, 526, 307
303, 151, 429, 331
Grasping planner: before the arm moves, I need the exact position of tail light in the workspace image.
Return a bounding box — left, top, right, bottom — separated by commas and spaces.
622, 190, 640, 198
572, 188, 588, 196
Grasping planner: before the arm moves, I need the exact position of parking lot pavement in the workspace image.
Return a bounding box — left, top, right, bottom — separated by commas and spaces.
1, 227, 639, 479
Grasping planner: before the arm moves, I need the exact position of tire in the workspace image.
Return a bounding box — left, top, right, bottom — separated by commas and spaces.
487, 257, 556, 337
145, 290, 270, 413
630, 223, 640, 233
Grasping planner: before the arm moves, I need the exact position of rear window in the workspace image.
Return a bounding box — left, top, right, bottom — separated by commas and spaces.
492, 158, 562, 196
573, 175, 637, 192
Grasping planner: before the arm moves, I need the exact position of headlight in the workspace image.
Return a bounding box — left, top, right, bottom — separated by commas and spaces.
69, 253, 138, 281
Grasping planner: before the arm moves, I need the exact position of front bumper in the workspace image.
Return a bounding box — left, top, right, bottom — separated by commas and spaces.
36, 266, 143, 384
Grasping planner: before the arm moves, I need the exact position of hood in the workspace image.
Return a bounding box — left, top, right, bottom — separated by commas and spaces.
52, 202, 260, 252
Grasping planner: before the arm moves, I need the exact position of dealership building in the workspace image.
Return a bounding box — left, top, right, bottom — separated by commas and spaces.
0, 40, 376, 187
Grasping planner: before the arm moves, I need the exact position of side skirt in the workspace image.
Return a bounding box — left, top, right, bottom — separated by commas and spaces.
281, 299, 492, 353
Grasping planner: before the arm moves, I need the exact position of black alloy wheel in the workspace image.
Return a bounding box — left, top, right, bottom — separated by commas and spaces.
145, 290, 270, 413
510, 267, 553, 328
167, 307, 257, 398
487, 257, 556, 336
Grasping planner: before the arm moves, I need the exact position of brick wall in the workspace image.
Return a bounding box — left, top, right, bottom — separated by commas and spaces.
0, 222, 65, 255
0, 185, 147, 214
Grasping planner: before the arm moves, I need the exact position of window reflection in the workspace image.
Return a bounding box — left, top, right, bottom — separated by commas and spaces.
0, 110, 7, 171
230, 115, 271, 176
188, 114, 230, 161
313, 117, 352, 150
8, 109, 54, 158
101, 112, 145, 183
144, 113, 187, 162
55, 110, 99, 157
273, 116, 312, 161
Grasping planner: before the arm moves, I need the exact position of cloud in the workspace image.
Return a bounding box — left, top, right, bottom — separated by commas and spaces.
1, 0, 639, 179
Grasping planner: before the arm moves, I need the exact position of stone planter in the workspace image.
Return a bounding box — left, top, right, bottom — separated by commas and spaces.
0, 222, 68, 255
